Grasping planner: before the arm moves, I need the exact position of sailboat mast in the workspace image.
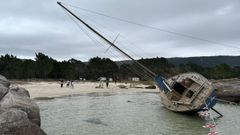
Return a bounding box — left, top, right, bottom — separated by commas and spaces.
57, 1, 156, 77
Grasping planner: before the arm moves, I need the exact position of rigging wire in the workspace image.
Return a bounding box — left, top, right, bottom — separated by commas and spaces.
60, 3, 240, 79
61, 3, 165, 59
79, 13, 115, 42
62, 2, 240, 50
62, 7, 153, 80
73, 8, 150, 61
74, 10, 152, 59
78, 12, 148, 62
71, 20, 146, 77
117, 35, 154, 59
71, 4, 158, 59
64, 6, 157, 79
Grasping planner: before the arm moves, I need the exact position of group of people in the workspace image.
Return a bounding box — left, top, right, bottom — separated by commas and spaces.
98, 78, 109, 88
98, 77, 117, 88
60, 80, 74, 88
60, 78, 117, 89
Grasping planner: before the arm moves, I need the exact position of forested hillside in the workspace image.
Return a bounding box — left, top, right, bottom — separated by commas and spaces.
0, 53, 239, 80
168, 56, 240, 67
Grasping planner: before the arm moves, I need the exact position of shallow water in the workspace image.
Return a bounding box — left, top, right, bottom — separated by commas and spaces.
37, 92, 240, 135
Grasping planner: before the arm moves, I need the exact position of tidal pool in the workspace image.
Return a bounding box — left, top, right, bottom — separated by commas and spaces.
37, 92, 240, 135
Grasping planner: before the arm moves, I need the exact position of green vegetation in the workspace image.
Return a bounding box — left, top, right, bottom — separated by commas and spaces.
86, 57, 118, 80
168, 56, 240, 67
179, 62, 240, 79
0, 53, 239, 80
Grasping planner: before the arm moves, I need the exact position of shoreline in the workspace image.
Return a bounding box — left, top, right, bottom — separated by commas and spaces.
33, 91, 160, 101
11, 79, 240, 103
11, 81, 158, 100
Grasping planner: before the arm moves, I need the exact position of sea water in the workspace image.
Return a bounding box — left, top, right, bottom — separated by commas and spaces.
37, 92, 240, 135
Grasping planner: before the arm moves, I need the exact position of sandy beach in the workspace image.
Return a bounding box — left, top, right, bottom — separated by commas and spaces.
10, 81, 158, 99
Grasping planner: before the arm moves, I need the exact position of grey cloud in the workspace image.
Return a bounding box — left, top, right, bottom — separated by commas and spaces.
0, 0, 239, 61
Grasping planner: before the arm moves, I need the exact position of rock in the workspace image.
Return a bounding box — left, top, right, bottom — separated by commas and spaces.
0, 109, 46, 135
34, 97, 55, 100
10, 86, 30, 97
0, 84, 8, 100
0, 91, 41, 126
216, 90, 240, 102
0, 74, 10, 88
127, 100, 133, 103
214, 79, 240, 103
84, 118, 108, 126
117, 84, 128, 89
0, 75, 46, 135
145, 85, 156, 89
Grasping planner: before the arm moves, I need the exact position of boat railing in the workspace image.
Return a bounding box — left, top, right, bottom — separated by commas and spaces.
189, 82, 206, 103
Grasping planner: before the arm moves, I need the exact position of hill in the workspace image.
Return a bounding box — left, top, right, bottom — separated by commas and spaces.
168, 56, 240, 67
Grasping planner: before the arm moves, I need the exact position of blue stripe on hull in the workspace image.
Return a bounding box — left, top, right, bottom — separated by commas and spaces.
154, 75, 169, 93
201, 91, 217, 109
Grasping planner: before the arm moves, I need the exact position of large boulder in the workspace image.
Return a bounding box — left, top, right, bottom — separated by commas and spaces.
0, 89, 41, 126
0, 75, 10, 88
0, 75, 46, 135
0, 109, 45, 135
214, 79, 240, 102
0, 84, 8, 100
10, 86, 30, 98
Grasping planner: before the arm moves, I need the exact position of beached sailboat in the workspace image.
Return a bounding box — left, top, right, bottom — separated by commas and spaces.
57, 2, 221, 115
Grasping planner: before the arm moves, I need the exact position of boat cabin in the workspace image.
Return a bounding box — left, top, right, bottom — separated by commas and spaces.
167, 77, 203, 104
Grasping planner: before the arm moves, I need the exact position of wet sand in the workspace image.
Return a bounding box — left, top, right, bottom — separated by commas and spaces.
11, 81, 158, 99
11, 79, 240, 102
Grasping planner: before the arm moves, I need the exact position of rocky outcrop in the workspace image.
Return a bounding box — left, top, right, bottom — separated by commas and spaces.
0, 75, 10, 88
0, 75, 46, 135
214, 79, 240, 103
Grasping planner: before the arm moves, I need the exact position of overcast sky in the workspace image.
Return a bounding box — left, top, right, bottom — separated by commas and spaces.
1, 0, 240, 61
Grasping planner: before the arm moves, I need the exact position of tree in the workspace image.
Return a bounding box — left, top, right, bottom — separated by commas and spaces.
0, 54, 23, 79
20, 59, 36, 78
0, 53, 239, 80
86, 57, 118, 80
35, 53, 55, 78
208, 64, 234, 79
58, 61, 75, 79
138, 57, 175, 77
119, 63, 134, 80
68, 59, 86, 79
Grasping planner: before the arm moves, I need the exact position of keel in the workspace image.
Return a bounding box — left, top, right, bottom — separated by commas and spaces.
211, 107, 223, 118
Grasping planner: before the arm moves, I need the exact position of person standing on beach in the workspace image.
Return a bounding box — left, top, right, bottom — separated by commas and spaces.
106, 78, 109, 88
60, 80, 64, 88
66, 80, 70, 87
70, 80, 74, 89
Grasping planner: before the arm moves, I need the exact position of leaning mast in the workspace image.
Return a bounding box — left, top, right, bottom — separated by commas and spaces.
57, 2, 222, 117
57, 1, 156, 77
